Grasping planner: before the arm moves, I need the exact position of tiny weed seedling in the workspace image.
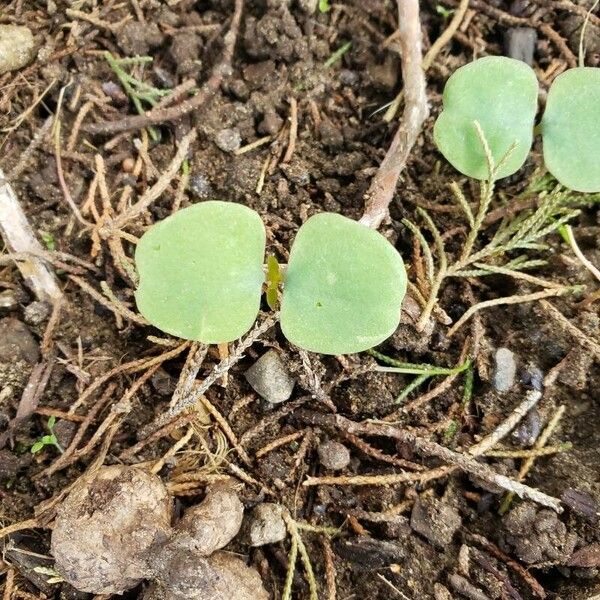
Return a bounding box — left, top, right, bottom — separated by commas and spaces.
31, 416, 63, 454
434, 55, 600, 192
135, 202, 407, 355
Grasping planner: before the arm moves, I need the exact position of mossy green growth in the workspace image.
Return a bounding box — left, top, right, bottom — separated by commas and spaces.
135, 201, 266, 343
541, 67, 600, 192
280, 213, 406, 355
433, 56, 538, 180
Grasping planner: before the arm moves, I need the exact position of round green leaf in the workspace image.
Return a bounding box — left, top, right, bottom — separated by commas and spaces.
135, 201, 266, 343
434, 56, 538, 180
541, 67, 600, 192
280, 213, 407, 355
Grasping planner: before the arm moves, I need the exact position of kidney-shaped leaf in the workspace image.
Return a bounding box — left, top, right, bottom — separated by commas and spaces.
135, 201, 266, 343
280, 213, 407, 355
541, 67, 600, 192
434, 56, 538, 180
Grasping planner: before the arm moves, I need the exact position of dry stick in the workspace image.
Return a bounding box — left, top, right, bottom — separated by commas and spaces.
255, 430, 306, 458
540, 300, 600, 361
282, 97, 298, 163
485, 443, 570, 459
468, 390, 542, 456
54, 120, 90, 226
151, 426, 194, 474
303, 465, 453, 487
500, 405, 567, 512
111, 129, 196, 229
85, 0, 244, 135
341, 430, 425, 470
359, 0, 429, 229
447, 288, 570, 337
38, 384, 118, 478
539, 23, 578, 68
139, 313, 279, 438
197, 394, 252, 467
296, 411, 562, 512
0, 518, 41, 542
321, 535, 337, 600
170, 343, 209, 408
561, 225, 600, 283
68, 342, 189, 413
384, 0, 470, 122
7, 116, 53, 180
3, 568, 15, 600
69, 275, 148, 326
467, 533, 547, 600
0, 168, 63, 304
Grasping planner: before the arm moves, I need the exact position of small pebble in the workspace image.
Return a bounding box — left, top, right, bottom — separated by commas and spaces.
279, 162, 310, 186
247, 503, 287, 546
504, 27, 537, 65
562, 488, 599, 524
339, 69, 359, 86
410, 497, 462, 547
0, 318, 40, 363
512, 406, 542, 447
189, 173, 212, 199
492, 347, 517, 392
122, 157, 136, 173
258, 109, 283, 136
520, 362, 544, 391
245, 350, 295, 404
0, 25, 35, 75
24, 301, 51, 326
215, 128, 242, 153
317, 440, 351, 470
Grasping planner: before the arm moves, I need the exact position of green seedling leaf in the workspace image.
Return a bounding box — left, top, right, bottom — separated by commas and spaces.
541, 67, 600, 192
434, 56, 538, 180
265, 254, 283, 310
31, 441, 45, 454
280, 213, 407, 355
135, 201, 266, 343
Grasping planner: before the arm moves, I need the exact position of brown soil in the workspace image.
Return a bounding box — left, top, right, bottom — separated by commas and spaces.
1, 1, 600, 599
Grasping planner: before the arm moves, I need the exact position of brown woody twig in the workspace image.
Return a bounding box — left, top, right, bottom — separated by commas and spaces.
360, 0, 429, 229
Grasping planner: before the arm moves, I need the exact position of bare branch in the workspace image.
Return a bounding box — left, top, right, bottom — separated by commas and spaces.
0, 169, 63, 304
360, 0, 429, 229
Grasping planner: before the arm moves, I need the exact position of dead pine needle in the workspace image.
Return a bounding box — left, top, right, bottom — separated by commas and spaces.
447, 288, 572, 337
296, 410, 562, 511
282, 513, 318, 600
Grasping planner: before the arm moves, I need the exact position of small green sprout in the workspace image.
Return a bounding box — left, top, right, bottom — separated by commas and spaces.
324, 41, 352, 68
135, 202, 407, 355
318, 0, 331, 12
435, 4, 455, 18
265, 254, 283, 311
434, 55, 600, 192
40, 231, 56, 251
105, 53, 171, 141
31, 416, 63, 454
